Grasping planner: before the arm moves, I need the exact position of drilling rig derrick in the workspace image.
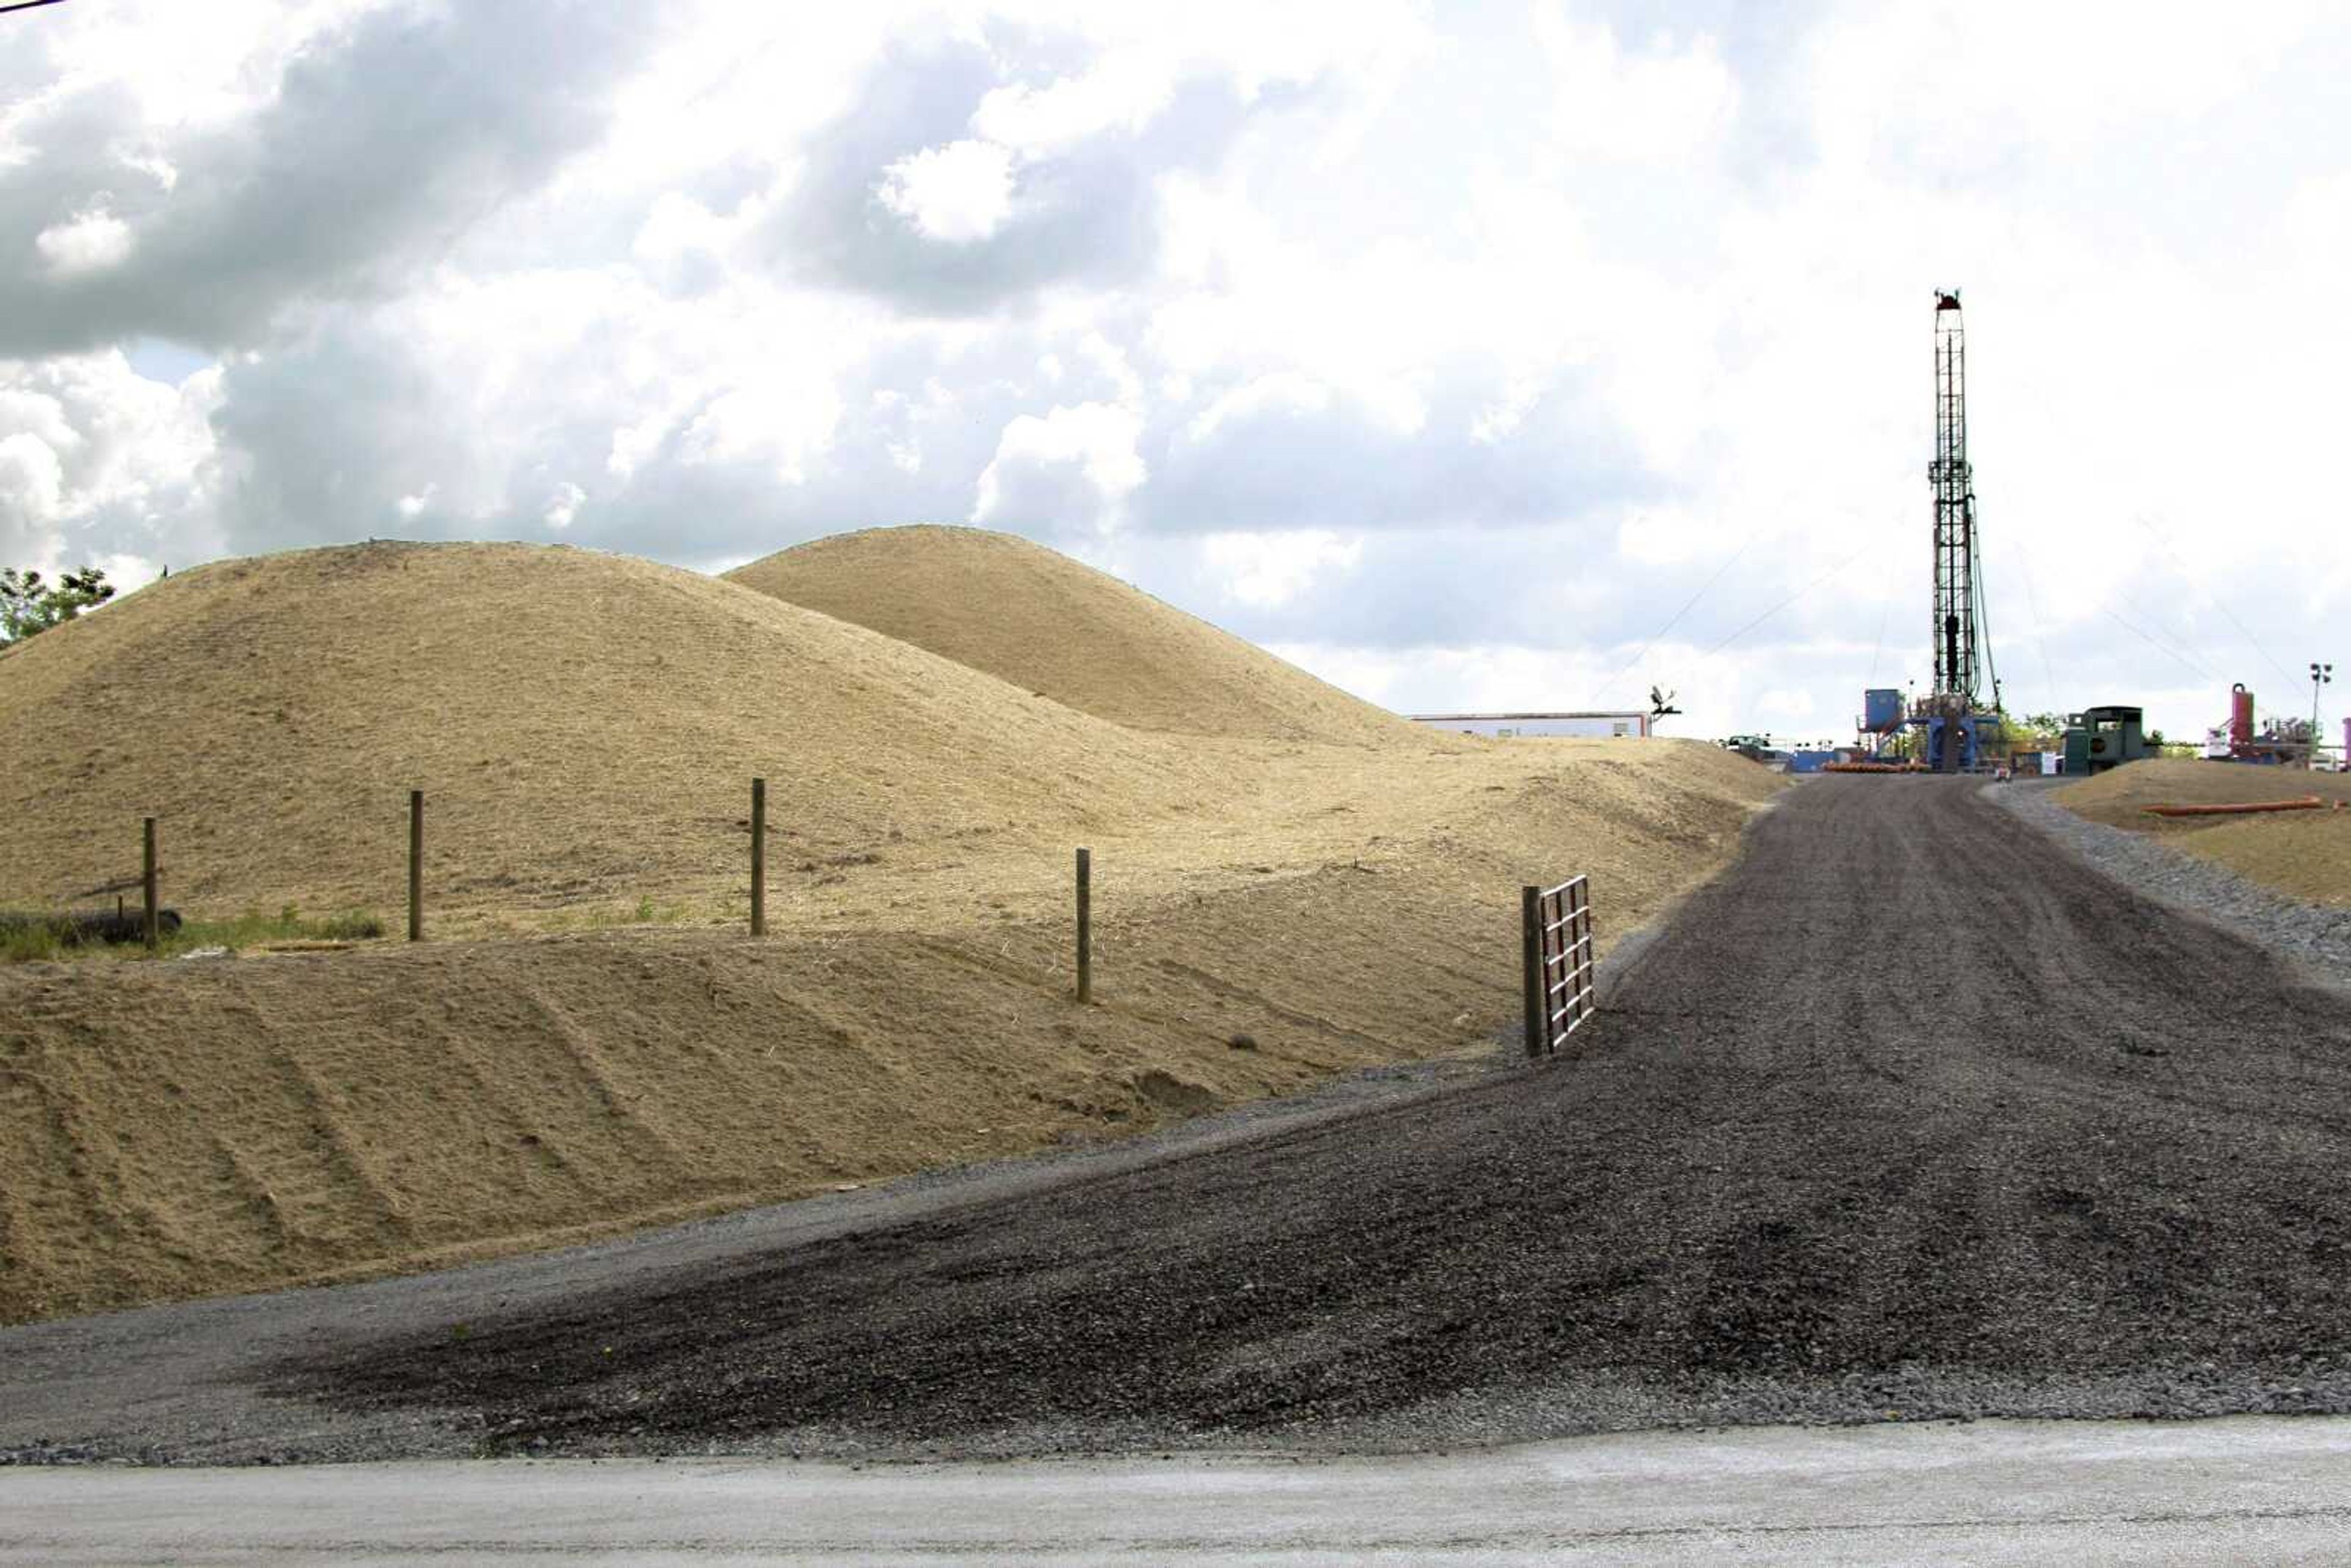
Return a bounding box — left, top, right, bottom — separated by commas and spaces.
1929, 291, 1979, 707
1921, 290, 1998, 771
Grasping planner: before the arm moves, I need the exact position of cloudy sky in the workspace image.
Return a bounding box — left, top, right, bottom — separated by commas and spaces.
4, 0, 2345, 746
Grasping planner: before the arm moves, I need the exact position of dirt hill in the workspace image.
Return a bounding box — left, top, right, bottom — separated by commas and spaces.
0, 541, 1240, 921
726, 526, 1425, 746
2055, 759, 2351, 906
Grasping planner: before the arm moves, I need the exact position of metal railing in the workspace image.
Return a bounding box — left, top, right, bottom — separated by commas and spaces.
1520, 876, 1596, 1057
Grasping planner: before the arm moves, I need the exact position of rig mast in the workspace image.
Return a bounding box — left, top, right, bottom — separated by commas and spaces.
1929, 291, 1983, 707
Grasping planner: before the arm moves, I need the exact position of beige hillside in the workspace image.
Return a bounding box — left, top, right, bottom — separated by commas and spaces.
2055, 758, 2351, 906
0, 541, 1219, 921
726, 525, 1428, 746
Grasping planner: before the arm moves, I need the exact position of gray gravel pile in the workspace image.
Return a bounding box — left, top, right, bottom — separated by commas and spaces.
1991, 778, 2351, 981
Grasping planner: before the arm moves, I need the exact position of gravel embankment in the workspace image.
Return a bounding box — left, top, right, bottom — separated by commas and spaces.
1992, 778, 2351, 980
10, 776, 2351, 1465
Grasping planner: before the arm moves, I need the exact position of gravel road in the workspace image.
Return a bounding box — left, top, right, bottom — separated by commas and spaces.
1992, 778, 2351, 978
9, 776, 2351, 1464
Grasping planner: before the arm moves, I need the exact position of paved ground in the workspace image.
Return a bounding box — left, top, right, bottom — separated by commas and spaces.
7, 777, 2351, 1467
6, 1416, 2350, 1565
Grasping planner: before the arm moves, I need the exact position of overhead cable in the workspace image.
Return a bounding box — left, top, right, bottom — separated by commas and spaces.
1695, 544, 1872, 662
2133, 515, 2298, 689
1594, 530, 1760, 703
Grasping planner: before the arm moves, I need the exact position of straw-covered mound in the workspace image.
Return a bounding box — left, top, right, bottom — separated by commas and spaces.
0, 528, 1787, 1325
0, 541, 1214, 921
2055, 759, 2351, 906
727, 525, 1423, 746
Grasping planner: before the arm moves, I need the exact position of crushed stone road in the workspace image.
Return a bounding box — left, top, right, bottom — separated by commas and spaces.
11, 776, 2351, 1463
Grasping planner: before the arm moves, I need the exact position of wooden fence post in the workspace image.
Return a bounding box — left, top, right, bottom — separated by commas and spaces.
751, 777, 767, 937
1076, 847, 1092, 1003
143, 817, 158, 953
1520, 884, 1542, 1058
408, 790, 424, 942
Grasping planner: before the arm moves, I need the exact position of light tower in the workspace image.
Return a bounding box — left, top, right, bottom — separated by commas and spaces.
2314, 661, 2333, 770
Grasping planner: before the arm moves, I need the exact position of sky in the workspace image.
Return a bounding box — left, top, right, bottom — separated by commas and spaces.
2, 0, 2346, 748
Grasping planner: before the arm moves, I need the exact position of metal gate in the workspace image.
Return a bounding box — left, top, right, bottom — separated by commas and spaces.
1520, 876, 1596, 1057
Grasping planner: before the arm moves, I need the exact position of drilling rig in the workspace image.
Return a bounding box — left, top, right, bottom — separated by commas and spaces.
1850, 291, 2004, 771
1929, 291, 1983, 750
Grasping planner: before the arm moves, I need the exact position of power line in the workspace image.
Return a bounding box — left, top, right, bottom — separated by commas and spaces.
1863, 551, 1896, 688
1694, 544, 1872, 662
0, 1, 72, 15
1594, 530, 1760, 703
2132, 597, 2224, 684
1972, 531, 2001, 710
2132, 514, 2298, 688
2002, 520, 2061, 712
2104, 600, 2213, 684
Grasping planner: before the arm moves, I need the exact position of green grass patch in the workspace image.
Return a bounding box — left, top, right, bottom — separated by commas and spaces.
1, 922, 67, 962
542, 895, 693, 932
0, 905, 387, 964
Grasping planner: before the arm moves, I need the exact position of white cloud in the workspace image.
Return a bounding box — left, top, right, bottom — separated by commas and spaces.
972, 401, 1146, 532
1203, 528, 1360, 608
630, 192, 735, 294
876, 138, 1016, 244
1183, 373, 1330, 443
34, 204, 135, 276
971, 54, 1176, 156
1470, 373, 1543, 444
0, 349, 221, 572
1532, 12, 1737, 165
542, 481, 585, 529
0, 432, 66, 526
680, 373, 844, 482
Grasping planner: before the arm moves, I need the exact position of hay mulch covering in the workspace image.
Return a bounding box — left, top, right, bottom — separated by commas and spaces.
0, 537, 1783, 1324
2055, 758, 2351, 906
727, 525, 1427, 746
0, 541, 1212, 923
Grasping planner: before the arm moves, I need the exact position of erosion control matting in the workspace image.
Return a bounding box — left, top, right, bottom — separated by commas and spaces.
21, 777, 2351, 1461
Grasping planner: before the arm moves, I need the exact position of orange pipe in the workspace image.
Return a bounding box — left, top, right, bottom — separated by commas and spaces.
2142, 797, 2324, 817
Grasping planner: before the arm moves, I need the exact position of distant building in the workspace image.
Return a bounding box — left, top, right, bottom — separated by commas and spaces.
1409, 711, 1653, 739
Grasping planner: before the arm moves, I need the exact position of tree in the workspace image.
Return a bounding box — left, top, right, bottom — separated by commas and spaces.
0, 566, 114, 647
2001, 709, 2069, 751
